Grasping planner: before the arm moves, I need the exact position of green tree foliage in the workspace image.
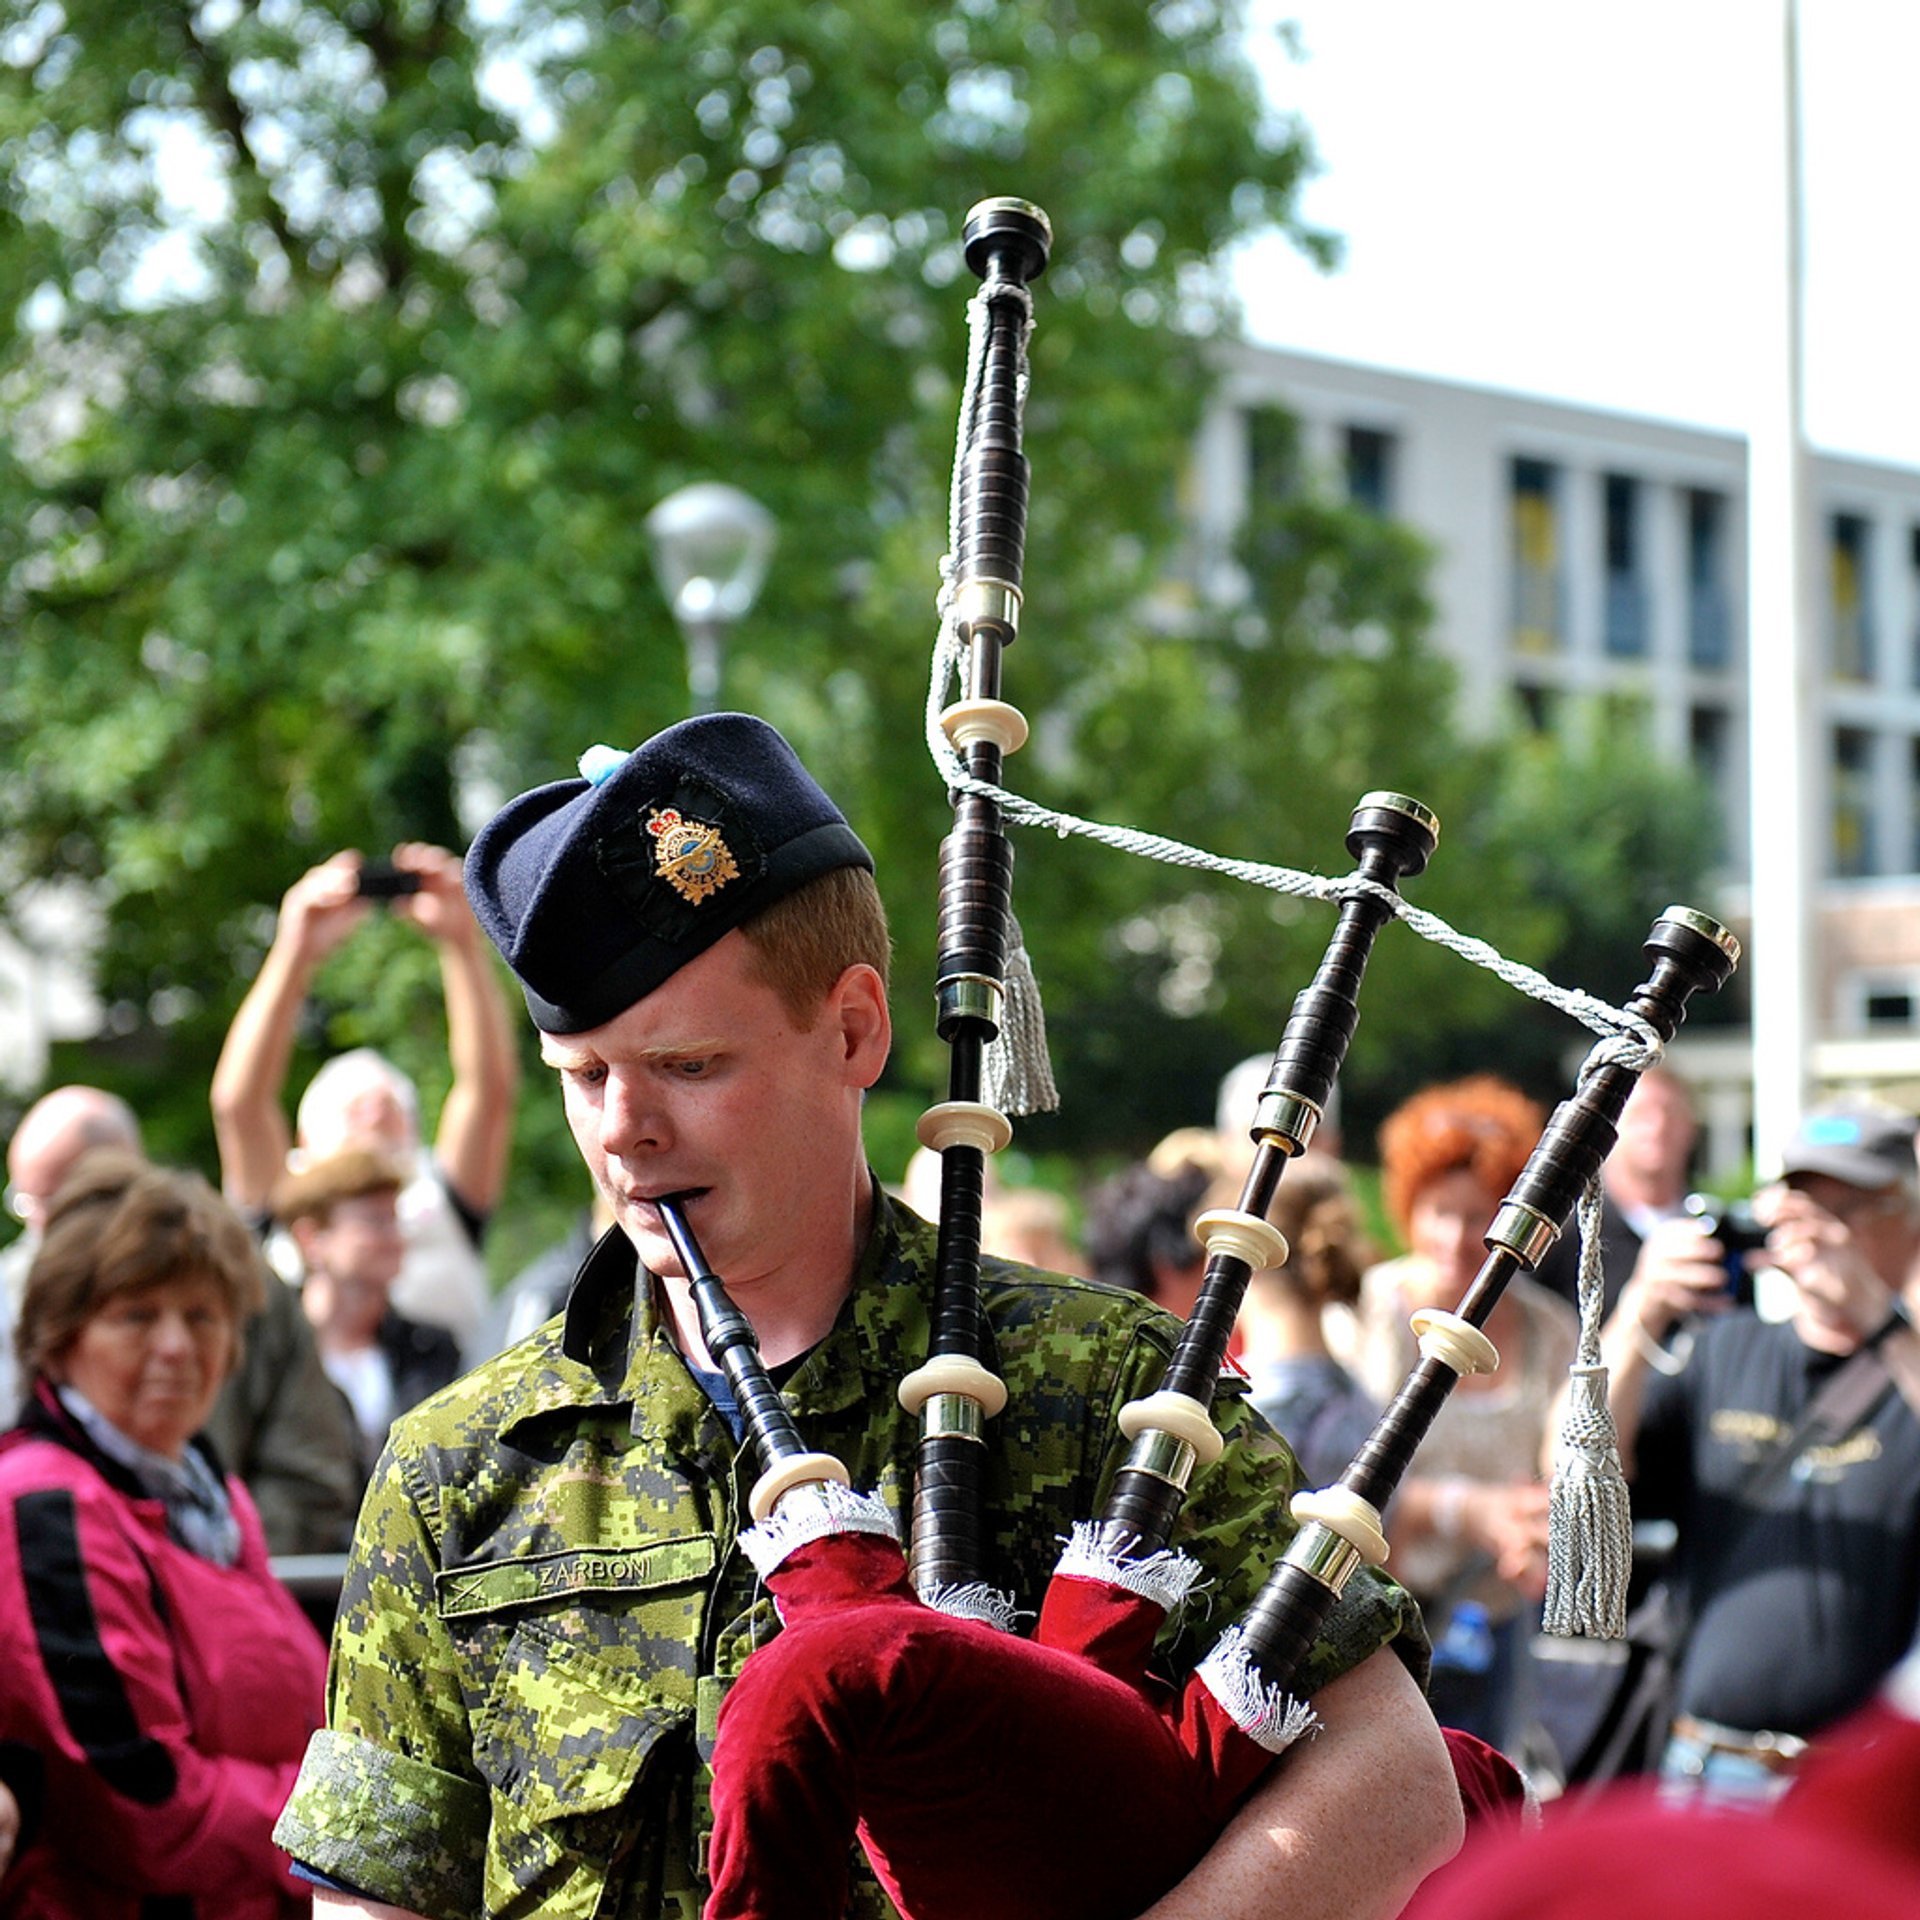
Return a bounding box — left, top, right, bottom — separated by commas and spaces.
0, 0, 1331, 1238
0, 1, 1716, 1264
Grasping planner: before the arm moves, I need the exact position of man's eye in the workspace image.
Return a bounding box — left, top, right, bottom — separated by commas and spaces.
674, 1058, 713, 1078
567, 1063, 608, 1088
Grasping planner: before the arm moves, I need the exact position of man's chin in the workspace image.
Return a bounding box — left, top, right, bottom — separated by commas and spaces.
615, 1208, 694, 1279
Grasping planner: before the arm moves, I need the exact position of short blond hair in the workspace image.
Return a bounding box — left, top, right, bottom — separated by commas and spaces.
17, 1152, 264, 1385
737, 865, 891, 1026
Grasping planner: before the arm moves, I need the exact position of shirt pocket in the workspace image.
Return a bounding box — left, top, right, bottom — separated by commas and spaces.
474, 1619, 691, 1920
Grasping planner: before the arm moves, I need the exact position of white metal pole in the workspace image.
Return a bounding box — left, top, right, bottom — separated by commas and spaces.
1745, 0, 1820, 1173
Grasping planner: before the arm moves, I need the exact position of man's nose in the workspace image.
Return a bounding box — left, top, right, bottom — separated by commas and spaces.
599, 1069, 668, 1160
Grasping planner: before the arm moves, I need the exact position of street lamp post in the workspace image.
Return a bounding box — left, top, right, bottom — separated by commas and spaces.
645, 482, 778, 715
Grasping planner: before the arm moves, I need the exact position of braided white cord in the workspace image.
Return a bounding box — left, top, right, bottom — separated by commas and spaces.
926, 649, 1665, 1063
1570, 1179, 1608, 1368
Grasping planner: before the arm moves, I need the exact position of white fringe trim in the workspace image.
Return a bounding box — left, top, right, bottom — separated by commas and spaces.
1051, 1522, 1205, 1618
1884, 1644, 1920, 1722
1520, 1769, 1545, 1828
921, 1581, 1022, 1633
737, 1482, 899, 1578
1195, 1625, 1319, 1757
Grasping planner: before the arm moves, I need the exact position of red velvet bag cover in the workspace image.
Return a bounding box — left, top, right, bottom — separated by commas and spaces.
706, 1531, 1527, 1920
705, 1535, 1220, 1920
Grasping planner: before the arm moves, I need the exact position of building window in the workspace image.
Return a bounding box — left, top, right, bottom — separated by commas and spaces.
1830, 513, 1875, 683
1245, 406, 1303, 505
1910, 527, 1920, 689
1909, 737, 1920, 872
1344, 425, 1395, 515
1510, 458, 1561, 656
1833, 727, 1877, 876
1515, 683, 1557, 734
1689, 704, 1733, 858
1603, 473, 1647, 657
1850, 971, 1920, 1032
1686, 489, 1732, 669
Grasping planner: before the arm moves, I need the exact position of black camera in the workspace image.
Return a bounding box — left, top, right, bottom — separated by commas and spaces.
355, 862, 422, 899
1682, 1192, 1768, 1308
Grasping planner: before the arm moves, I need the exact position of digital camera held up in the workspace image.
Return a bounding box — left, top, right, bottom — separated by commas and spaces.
1682, 1192, 1769, 1308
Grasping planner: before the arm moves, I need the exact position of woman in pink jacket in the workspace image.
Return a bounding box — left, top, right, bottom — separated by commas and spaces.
0, 1152, 326, 1918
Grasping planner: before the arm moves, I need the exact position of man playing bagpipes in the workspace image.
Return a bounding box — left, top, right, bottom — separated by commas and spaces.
273, 710, 1464, 1920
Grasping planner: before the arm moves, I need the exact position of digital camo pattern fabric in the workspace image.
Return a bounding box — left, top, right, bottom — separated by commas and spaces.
275, 1195, 1424, 1919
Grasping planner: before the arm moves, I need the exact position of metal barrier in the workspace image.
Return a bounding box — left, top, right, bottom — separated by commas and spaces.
271, 1552, 350, 1637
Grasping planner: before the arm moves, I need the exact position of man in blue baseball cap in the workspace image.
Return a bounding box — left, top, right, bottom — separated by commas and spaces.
278, 712, 1461, 1919
1592, 1098, 1920, 1806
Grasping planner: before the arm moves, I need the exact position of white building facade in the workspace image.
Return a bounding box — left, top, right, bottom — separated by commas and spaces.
1194, 344, 1920, 1161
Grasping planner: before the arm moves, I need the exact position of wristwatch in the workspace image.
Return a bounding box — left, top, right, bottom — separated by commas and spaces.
1864, 1297, 1916, 1351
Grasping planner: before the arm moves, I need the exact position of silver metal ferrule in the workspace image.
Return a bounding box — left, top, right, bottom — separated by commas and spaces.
1356, 791, 1443, 845
1252, 1089, 1320, 1154
955, 577, 1023, 640
920, 1393, 987, 1444
1121, 1428, 1200, 1494
968, 195, 1054, 239
936, 974, 1004, 1028
1657, 905, 1742, 966
1488, 1199, 1560, 1268
1282, 1522, 1365, 1596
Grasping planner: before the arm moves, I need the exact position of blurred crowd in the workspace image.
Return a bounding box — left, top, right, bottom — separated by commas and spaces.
0, 845, 1918, 1909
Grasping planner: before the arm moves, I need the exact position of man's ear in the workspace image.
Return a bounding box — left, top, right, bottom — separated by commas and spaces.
829, 963, 892, 1091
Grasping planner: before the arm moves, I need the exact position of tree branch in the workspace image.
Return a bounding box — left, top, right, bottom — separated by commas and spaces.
166, 2, 308, 282
352, 6, 422, 297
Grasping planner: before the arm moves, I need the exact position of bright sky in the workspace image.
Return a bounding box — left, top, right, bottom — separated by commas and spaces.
1235, 0, 1920, 469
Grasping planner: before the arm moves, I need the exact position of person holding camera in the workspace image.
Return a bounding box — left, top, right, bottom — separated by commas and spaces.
210, 845, 518, 1349
1592, 1101, 1920, 1806
1533, 1067, 1702, 1324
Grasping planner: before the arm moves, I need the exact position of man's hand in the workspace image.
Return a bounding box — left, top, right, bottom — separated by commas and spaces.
314, 1893, 432, 1919
1617, 1214, 1733, 1343
389, 843, 483, 950
276, 852, 371, 969
1466, 1480, 1552, 1598
1753, 1183, 1900, 1347
1590, 1214, 1741, 1477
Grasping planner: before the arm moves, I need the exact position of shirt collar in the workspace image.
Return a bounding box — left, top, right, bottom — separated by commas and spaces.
527, 1181, 928, 1442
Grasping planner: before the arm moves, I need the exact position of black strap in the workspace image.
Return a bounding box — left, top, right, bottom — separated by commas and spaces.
1733, 1343, 1893, 1507
14, 1490, 179, 1806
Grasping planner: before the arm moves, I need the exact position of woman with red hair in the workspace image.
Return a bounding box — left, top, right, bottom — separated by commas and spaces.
1352, 1076, 1578, 1760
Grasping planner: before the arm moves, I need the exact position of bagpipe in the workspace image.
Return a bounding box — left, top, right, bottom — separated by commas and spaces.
691, 199, 1740, 1920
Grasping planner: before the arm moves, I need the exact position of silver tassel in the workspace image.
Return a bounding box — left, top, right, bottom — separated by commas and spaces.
983, 914, 1059, 1118
1542, 1180, 1634, 1637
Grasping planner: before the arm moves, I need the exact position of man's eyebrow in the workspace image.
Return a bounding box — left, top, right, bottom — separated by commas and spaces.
539, 1036, 727, 1067
633, 1037, 728, 1062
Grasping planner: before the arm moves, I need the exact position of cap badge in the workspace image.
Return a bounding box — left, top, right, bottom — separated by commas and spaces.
645, 806, 739, 905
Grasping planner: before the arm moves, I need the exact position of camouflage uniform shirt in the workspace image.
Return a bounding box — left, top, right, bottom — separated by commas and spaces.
276, 1194, 1423, 1919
